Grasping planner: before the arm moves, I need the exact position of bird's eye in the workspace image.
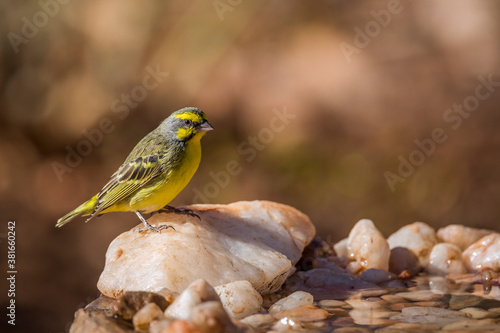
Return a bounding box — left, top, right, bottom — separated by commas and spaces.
184, 119, 192, 126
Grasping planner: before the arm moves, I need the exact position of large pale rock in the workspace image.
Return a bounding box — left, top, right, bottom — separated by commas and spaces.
346, 219, 390, 272
98, 201, 315, 297
437, 224, 494, 250
462, 233, 500, 272
387, 222, 438, 267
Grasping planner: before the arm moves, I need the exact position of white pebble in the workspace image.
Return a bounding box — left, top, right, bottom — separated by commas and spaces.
426, 243, 466, 276
347, 219, 390, 272
387, 222, 438, 267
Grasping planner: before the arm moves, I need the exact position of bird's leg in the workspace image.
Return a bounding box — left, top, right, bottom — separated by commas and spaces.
135, 211, 175, 232
157, 205, 201, 220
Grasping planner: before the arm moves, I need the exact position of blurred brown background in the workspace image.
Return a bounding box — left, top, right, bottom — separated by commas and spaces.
1, 0, 500, 331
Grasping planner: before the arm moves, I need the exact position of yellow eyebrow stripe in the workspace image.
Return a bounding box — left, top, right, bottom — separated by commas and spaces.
173, 113, 204, 123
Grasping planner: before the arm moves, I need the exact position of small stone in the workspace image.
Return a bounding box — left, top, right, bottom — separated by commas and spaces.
333, 238, 349, 259
240, 314, 276, 327
383, 323, 441, 331
97, 201, 316, 297
390, 301, 445, 311
395, 290, 444, 302
347, 219, 390, 272
390, 306, 467, 325
274, 305, 330, 322
165, 279, 220, 319
380, 295, 407, 304
426, 243, 466, 276
268, 291, 313, 314
463, 233, 500, 272
437, 224, 494, 250
460, 307, 497, 319
428, 276, 458, 294
446, 293, 500, 310
214, 280, 262, 319
442, 318, 500, 331
387, 222, 438, 267
155, 319, 201, 333
133, 303, 165, 332
333, 328, 371, 333
84, 296, 116, 317
190, 301, 238, 333
388, 247, 422, 276
359, 269, 396, 284
349, 309, 395, 326
272, 316, 303, 331
70, 308, 135, 333
317, 299, 347, 308
345, 297, 388, 311
111, 291, 169, 321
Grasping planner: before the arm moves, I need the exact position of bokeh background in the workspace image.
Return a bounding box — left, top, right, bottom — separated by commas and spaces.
1, 0, 500, 331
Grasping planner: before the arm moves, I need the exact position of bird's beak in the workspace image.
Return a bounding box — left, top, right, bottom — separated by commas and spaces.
197, 121, 214, 132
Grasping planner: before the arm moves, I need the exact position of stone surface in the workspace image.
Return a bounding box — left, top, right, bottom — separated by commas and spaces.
346, 219, 390, 272
165, 279, 220, 319
214, 280, 262, 319
190, 301, 238, 333
462, 233, 500, 272
132, 302, 164, 332
70, 309, 135, 333
387, 222, 438, 267
426, 243, 467, 276
388, 247, 422, 277
333, 238, 348, 258
437, 224, 494, 250
240, 313, 276, 327
273, 305, 330, 321
97, 201, 315, 298
286, 268, 380, 300
111, 291, 169, 321
390, 306, 467, 325
359, 269, 396, 284
268, 291, 314, 314
442, 318, 500, 331
394, 290, 444, 302
460, 307, 498, 319
445, 293, 500, 310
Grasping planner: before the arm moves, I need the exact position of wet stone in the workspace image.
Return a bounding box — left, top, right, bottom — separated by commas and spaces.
273, 305, 330, 322
394, 290, 444, 302
268, 291, 313, 314
111, 291, 169, 321
240, 313, 276, 327
441, 318, 500, 331
460, 307, 498, 319
132, 302, 164, 332
359, 269, 396, 285
84, 296, 116, 317
390, 306, 467, 325
446, 293, 500, 310
317, 299, 347, 308
70, 308, 135, 333
382, 322, 441, 331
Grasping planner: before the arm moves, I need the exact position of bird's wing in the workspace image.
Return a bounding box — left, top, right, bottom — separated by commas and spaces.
89, 153, 167, 217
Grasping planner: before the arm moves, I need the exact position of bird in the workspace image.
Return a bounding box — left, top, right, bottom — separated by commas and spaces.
56, 107, 214, 232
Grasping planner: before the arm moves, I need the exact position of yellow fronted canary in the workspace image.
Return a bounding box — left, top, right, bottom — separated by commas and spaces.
56, 107, 213, 232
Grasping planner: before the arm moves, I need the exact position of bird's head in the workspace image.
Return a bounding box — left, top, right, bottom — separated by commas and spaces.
162, 107, 214, 142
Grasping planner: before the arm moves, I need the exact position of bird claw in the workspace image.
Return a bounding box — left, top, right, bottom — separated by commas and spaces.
137, 223, 175, 233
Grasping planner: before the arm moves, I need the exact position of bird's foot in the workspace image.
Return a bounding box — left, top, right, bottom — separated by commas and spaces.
135, 211, 175, 233
158, 205, 201, 220
137, 223, 175, 233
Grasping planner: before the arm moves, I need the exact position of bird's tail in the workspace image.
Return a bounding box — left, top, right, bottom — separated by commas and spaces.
56, 196, 98, 227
